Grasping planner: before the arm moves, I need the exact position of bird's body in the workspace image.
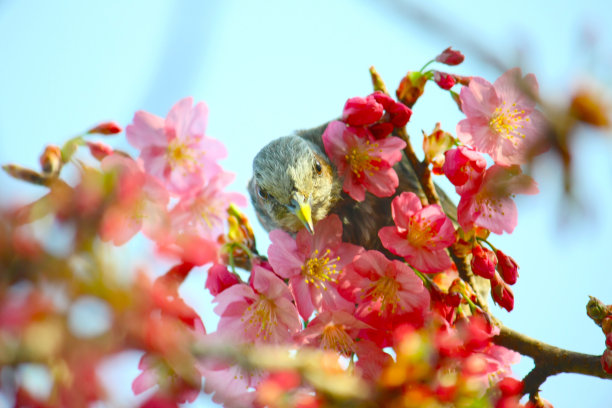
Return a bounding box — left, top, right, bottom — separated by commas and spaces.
249, 123, 456, 251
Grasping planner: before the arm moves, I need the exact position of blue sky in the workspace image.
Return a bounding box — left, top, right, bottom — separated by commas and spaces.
1, 1, 611, 406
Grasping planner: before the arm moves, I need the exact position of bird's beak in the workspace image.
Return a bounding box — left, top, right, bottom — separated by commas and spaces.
289, 192, 314, 234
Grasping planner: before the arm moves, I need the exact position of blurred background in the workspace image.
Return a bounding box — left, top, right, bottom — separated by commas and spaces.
0, 0, 611, 406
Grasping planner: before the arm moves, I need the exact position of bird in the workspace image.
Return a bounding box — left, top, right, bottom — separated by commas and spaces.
248, 122, 457, 252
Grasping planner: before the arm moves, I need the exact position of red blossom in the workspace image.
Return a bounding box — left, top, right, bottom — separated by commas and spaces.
435, 47, 465, 66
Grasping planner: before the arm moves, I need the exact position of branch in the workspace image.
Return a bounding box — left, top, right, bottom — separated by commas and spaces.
493, 325, 611, 396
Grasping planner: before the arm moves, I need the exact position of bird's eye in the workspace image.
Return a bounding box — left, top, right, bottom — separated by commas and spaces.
314, 160, 322, 174
257, 185, 270, 200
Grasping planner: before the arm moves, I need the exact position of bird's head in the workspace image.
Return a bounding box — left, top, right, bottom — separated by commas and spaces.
249, 135, 341, 234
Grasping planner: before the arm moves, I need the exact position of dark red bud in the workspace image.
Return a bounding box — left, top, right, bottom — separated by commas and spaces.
492, 278, 514, 312
435, 47, 465, 66
87, 121, 122, 135
496, 250, 519, 285
471, 245, 497, 280
433, 71, 456, 90
497, 377, 524, 396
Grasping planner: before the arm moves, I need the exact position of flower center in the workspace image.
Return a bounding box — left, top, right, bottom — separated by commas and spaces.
366, 275, 400, 315
489, 102, 529, 145
166, 138, 199, 171
301, 249, 341, 288
321, 324, 355, 356
344, 140, 381, 177
244, 296, 277, 341
406, 216, 435, 248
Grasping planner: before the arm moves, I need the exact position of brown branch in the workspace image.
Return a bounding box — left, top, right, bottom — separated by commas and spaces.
493, 325, 611, 396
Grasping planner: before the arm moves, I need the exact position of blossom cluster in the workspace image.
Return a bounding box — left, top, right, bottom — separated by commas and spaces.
322, 91, 410, 201
0, 47, 566, 408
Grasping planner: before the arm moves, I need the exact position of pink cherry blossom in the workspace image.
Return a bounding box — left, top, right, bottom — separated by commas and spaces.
296, 310, 370, 356
268, 214, 362, 321
201, 362, 259, 408
456, 68, 547, 166
126, 97, 227, 196
99, 154, 169, 245
339, 250, 430, 327
322, 121, 406, 201
378, 192, 456, 273
457, 164, 538, 234
170, 171, 246, 242
213, 266, 301, 344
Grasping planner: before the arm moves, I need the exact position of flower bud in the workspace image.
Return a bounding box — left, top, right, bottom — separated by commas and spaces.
342, 95, 384, 126
492, 278, 514, 312
205, 264, 240, 296
602, 348, 612, 374
602, 316, 612, 335
39, 145, 62, 176
586, 296, 611, 326
435, 47, 465, 66
87, 121, 122, 135
569, 89, 610, 128
606, 332, 612, 349
471, 246, 497, 280
86, 141, 113, 161
386, 100, 412, 128
396, 71, 428, 108
433, 71, 455, 90
423, 122, 454, 174
496, 250, 519, 285
368, 122, 394, 139
497, 377, 523, 396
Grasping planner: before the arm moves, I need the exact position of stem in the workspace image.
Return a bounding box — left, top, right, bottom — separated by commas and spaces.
419, 60, 435, 73
493, 325, 612, 396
